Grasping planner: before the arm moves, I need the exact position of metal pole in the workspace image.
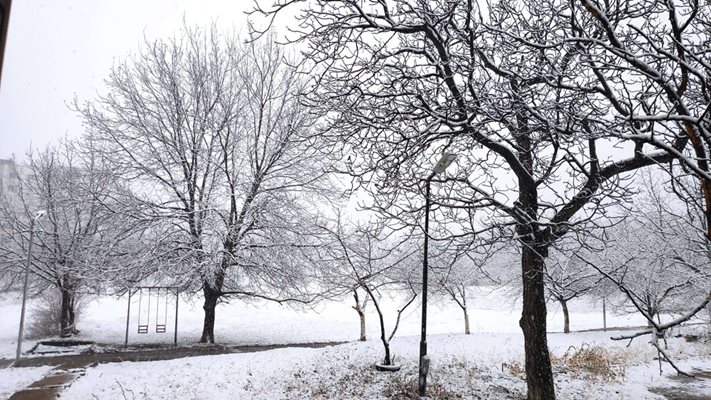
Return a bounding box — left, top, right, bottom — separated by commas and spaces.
602, 296, 607, 332
418, 178, 432, 397
173, 289, 179, 347
15, 218, 35, 366
124, 289, 132, 348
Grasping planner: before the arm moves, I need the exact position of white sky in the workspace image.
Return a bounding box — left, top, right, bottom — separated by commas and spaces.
0, 0, 258, 161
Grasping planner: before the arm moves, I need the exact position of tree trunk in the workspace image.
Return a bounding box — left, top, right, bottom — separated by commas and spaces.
59, 286, 78, 337
645, 302, 657, 328
561, 299, 570, 334
359, 312, 366, 341
200, 254, 228, 343
353, 290, 366, 341
364, 285, 391, 365
463, 306, 471, 335
59, 276, 79, 337
519, 243, 555, 400
382, 339, 392, 365
200, 284, 219, 343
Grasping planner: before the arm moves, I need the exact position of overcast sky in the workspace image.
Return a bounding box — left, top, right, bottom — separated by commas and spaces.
0, 0, 258, 161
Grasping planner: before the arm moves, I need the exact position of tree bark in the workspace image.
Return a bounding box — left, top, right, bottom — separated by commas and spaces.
382, 338, 391, 365
59, 289, 76, 337
200, 283, 220, 343
364, 285, 391, 365
519, 243, 555, 400
359, 312, 366, 341
645, 302, 657, 328
463, 306, 471, 335
200, 253, 228, 343
461, 294, 471, 335
59, 277, 79, 337
561, 299, 570, 334
353, 290, 366, 341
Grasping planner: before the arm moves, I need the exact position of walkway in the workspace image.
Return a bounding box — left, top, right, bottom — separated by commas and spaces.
5, 341, 346, 400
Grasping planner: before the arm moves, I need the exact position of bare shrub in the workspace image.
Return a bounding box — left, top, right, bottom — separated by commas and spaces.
27, 290, 62, 339
27, 290, 85, 339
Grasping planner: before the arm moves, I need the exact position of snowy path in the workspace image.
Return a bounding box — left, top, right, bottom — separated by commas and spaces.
4, 340, 346, 369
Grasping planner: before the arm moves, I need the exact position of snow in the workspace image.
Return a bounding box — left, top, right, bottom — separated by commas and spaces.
59, 332, 711, 399
1, 287, 708, 399
0, 286, 648, 357
0, 365, 53, 399
0, 292, 38, 360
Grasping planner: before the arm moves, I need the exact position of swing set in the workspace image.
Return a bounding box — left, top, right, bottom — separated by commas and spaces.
124, 286, 180, 348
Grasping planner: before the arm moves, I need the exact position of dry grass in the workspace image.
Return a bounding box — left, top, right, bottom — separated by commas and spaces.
552, 343, 626, 382
501, 361, 526, 379
284, 364, 379, 399
282, 359, 467, 400
381, 373, 462, 400
500, 344, 628, 383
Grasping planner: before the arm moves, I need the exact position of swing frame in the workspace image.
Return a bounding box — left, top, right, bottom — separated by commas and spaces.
124, 286, 180, 348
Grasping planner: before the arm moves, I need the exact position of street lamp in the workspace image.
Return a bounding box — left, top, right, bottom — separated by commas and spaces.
15, 209, 45, 366
419, 153, 456, 398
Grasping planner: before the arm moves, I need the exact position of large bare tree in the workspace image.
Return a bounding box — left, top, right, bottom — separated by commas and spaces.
532, 0, 711, 362
251, 1, 685, 398
77, 27, 332, 343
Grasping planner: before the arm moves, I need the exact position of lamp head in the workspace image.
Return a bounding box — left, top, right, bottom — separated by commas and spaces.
432, 152, 457, 175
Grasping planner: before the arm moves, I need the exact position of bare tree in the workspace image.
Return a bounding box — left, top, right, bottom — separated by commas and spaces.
252, 2, 682, 398
319, 215, 419, 367
575, 172, 711, 373
491, 0, 711, 372
544, 249, 602, 334
575, 174, 711, 374
202, 37, 334, 343
317, 214, 372, 342
569, 0, 711, 344
431, 243, 499, 335
77, 26, 234, 342
77, 27, 333, 343
0, 140, 138, 336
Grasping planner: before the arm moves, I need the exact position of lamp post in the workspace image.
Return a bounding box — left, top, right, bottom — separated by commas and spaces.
15, 210, 45, 366
419, 153, 456, 398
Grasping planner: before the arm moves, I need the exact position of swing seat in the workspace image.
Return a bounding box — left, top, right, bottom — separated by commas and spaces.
156, 324, 166, 333
138, 324, 149, 334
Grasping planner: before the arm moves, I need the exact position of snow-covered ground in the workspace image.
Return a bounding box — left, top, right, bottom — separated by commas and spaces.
60, 332, 711, 399
1, 288, 709, 399
0, 286, 650, 357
